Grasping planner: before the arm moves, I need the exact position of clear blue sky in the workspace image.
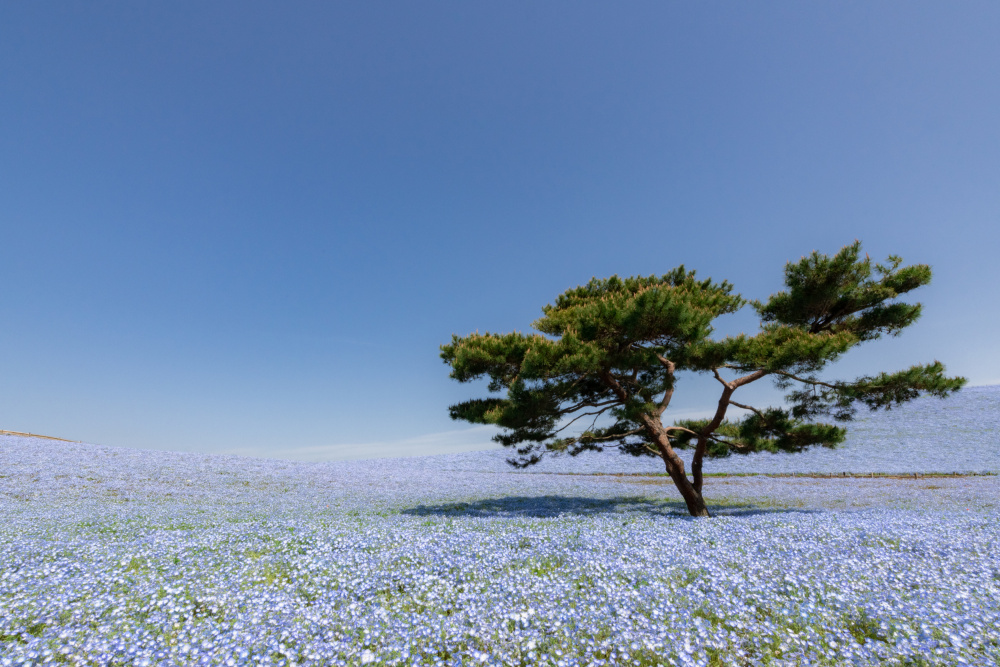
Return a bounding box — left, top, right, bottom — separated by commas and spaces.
2, 2, 997, 460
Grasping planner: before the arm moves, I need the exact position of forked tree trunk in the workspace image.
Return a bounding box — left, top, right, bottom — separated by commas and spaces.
641, 416, 712, 517
605, 371, 714, 518
681, 486, 710, 518
665, 464, 711, 517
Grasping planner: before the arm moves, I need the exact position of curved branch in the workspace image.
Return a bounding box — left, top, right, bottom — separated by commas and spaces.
663, 426, 700, 437
692, 369, 766, 493
599, 370, 630, 402
558, 398, 620, 415
729, 400, 765, 418
733, 369, 768, 388
655, 355, 677, 415
551, 406, 615, 434
772, 371, 839, 390
712, 368, 731, 388
578, 428, 644, 443
705, 434, 748, 450
601, 439, 660, 456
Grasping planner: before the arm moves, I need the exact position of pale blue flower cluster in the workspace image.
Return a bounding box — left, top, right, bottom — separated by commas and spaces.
1, 387, 998, 666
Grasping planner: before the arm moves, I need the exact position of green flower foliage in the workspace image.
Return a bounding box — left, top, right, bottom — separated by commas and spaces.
441, 242, 966, 508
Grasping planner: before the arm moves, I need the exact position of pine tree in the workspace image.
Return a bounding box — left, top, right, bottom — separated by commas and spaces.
441, 242, 966, 517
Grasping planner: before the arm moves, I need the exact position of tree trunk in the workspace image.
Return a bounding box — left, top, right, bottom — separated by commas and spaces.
685, 493, 711, 518
603, 371, 713, 518
665, 463, 711, 517
640, 415, 712, 518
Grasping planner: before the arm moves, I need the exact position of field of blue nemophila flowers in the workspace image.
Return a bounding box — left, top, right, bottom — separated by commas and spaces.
2, 387, 999, 666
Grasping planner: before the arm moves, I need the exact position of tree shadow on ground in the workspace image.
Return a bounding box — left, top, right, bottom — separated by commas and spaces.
400, 495, 820, 519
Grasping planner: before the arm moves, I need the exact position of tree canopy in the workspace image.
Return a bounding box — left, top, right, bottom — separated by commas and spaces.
441, 242, 966, 517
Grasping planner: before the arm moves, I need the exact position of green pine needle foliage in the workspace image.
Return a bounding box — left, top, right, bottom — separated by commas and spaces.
441, 242, 966, 471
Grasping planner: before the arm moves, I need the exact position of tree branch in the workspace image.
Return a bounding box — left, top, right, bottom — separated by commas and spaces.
600, 370, 631, 402
712, 368, 732, 388
732, 369, 769, 388
693, 369, 767, 492
578, 428, 644, 442
663, 426, 700, 437
705, 433, 748, 451
557, 398, 620, 415
772, 370, 839, 390
551, 407, 615, 434
656, 355, 677, 416
729, 400, 765, 418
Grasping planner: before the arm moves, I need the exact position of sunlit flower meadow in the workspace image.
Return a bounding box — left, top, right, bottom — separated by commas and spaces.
2, 387, 999, 666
